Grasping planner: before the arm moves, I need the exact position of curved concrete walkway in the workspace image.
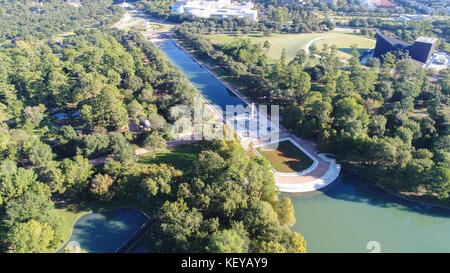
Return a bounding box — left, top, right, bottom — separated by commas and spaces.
267, 135, 340, 193
275, 152, 341, 193
304, 35, 336, 55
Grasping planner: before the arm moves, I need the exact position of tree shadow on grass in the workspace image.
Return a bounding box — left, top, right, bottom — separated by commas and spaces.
138, 143, 202, 172
276, 141, 314, 172
338, 47, 370, 56
55, 198, 145, 215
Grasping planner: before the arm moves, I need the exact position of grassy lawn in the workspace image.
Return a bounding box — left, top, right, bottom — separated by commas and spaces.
312, 34, 376, 60
256, 140, 313, 173
203, 31, 375, 62
121, 18, 173, 33
138, 143, 201, 172
150, 23, 173, 32
53, 31, 75, 42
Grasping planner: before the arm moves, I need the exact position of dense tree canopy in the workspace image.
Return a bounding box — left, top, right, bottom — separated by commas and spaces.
177, 26, 450, 202
0, 0, 124, 43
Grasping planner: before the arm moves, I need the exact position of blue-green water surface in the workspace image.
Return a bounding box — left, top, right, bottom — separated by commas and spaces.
59, 208, 149, 253
157, 40, 450, 253
289, 172, 450, 252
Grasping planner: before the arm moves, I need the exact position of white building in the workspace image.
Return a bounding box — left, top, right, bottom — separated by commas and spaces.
359, 0, 397, 9
171, 0, 258, 20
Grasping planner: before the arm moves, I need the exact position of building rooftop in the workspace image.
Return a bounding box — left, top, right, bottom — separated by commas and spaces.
415, 36, 438, 44
172, 0, 257, 20
373, 33, 446, 70
377, 33, 410, 48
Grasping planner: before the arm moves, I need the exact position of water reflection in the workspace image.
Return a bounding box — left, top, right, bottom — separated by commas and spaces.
287, 171, 450, 252
59, 208, 149, 253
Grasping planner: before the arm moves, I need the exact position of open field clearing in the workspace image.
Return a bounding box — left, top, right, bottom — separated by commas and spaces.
203, 31, 375, 62
312, 34, 376, 60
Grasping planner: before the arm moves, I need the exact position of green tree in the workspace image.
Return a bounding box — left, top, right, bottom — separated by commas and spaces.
28, 143, 54, 167
140, 164, 173, 198
89, 173, 114, 202
246, 157, 277, 202
4, 191, 63, 249
109, 132, 136, 164
59, 155, 93, 196
290, 232, 307, 253
144, 132, 166, 160
206, 229, 249, 253
277, 197, 296, 227
23, 106, 44, 127
8, 220, 55, 253
59, 125, 77, 144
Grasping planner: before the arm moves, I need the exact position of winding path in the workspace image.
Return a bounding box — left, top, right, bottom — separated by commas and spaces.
304, 35, 336, 55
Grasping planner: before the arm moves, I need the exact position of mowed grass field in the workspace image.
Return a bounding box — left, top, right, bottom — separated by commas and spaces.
203, 32, 375, 62
256, 140, 313, 173
312, 35, 376, 60
138, 143, 201, 172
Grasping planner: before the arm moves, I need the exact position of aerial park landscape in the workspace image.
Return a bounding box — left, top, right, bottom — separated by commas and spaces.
50, 2, 450, 253
0, 0, 449, 258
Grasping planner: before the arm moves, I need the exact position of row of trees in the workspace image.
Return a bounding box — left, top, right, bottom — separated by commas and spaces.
133, 140, 306, 253
0, 0, 124, 43
175, 28, 450, 202
0, 27, 197, 252
0, 22, 308, 252
136, 0, 334, 34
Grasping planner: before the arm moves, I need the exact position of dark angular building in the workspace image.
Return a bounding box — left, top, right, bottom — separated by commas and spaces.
373, 33, 437, 65
410, 36, 437, 63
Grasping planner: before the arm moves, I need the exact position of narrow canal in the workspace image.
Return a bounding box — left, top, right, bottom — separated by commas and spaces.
155, 40, 245, 112
157, 40, 450, 253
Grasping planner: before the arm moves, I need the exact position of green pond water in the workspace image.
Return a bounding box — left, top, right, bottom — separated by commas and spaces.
289, 171, 450, 253
58, 207, 149, 253
156, 40, 450, 253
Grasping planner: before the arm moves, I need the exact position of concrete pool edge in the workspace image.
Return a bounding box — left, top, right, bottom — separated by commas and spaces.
276, 154, 341, 193
254, 137, 341, 193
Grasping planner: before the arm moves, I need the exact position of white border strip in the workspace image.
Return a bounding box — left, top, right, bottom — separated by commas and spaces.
277, 154, 341, 193
169, 40, 280, 139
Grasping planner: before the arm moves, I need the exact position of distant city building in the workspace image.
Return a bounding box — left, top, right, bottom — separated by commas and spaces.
66, 0, 83, 7
360, 0, 397, 9
322, 0, 338, 5
410, 36, 437, 63
373, 33, 448, 70
278, 0, 308, 4
393, 15, 425, 22
396, 0, 449, 15
171, 0, 258, 20
373, 33, 410, 60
